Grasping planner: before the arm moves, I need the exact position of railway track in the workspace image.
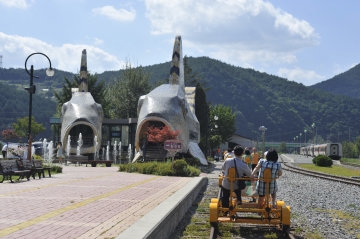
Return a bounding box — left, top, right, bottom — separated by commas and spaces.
279, 155, 360, 186
172, 177, 296, 239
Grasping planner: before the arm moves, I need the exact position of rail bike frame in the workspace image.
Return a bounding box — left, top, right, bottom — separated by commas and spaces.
209, 168, 291, 230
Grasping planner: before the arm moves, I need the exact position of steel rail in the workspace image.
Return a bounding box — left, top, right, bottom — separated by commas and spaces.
280, 156, 360, 187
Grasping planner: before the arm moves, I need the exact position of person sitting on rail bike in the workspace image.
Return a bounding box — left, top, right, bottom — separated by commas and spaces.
221, 145, 254, 209
223, 148, 234, 160
251, 149, 282, 210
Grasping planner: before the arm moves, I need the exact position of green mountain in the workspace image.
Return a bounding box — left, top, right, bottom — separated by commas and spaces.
0, 82, 57, 140
142, 57, 360, 143
310, 64, 360, 99
1, 57, 359, 143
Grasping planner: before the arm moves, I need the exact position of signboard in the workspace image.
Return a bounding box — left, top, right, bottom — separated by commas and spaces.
164, 140, 182, 152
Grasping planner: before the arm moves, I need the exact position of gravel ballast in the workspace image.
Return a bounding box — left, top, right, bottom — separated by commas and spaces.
277, 170, 360, 239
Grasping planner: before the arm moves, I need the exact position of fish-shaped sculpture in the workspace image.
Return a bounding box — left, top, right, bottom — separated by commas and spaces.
134, 36, 207, 165
60, 49, 103, 155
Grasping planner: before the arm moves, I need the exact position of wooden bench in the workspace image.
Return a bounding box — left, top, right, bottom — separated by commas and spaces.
65, 155, 113, 167
33, 160, 51, 178
17, 159, 42, 179
90, 160, 113, 167
0, 160, 31, 183
66, 156, 90, 167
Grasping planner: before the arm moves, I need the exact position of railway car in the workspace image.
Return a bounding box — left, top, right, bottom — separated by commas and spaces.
309, 145, 314, 157
313, 143, 342, 160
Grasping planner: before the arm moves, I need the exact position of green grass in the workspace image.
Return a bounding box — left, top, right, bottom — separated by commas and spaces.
341, 158, 360, 165
304, 230, 324, 239
296, 164, 360, 177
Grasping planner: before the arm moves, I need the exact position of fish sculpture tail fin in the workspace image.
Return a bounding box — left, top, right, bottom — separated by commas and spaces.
79, 49, 88, 92
169, 36, 185, 90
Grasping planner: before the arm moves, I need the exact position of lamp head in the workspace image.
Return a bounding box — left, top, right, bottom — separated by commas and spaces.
214, 115, 218, 121
46, 68, 55, 77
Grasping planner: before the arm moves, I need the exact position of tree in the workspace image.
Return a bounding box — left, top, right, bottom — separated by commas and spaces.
1, 129, 20, 158
12, 116, 45, 139
209, 104, 236, 144
54, 74, 110, 117
354, 136, 360, 157
278, 141, 287, 153
107, 62, 151, 119
147, 125, 180, 144
195, 83, 210, 152
342, 141, 356, 158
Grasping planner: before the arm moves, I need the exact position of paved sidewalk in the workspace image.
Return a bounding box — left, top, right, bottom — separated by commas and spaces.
0, 166, 198, 239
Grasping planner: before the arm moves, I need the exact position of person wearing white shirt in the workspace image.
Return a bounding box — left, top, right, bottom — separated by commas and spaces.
221, 145, 254, 208
2, 144, 8, 158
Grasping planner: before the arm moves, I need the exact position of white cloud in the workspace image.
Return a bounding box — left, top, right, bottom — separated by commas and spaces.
0, 32, 123, 73
278, 67, 325, 86
94, 37, 104, 45
332, 62, 358, 76
145, 0, 319, 66
0, 0, 28, 8
92, 6, 136, 22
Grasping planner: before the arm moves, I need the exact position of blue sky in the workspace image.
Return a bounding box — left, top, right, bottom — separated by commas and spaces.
0, 0, 359, 86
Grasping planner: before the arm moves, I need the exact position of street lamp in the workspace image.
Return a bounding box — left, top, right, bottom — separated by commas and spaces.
295, 136, 298, 154
311, 123, 317, 145
259, 126, 267, 157
304, 129, 307, 157
25, 53, 54, 161
299, 133, 302, 154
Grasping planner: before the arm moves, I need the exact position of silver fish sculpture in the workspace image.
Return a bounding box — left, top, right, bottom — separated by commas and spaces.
134, 36, 207, 165
60, 49, 103, 155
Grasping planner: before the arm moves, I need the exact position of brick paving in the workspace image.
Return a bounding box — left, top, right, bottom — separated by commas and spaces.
0, 165, 193, 239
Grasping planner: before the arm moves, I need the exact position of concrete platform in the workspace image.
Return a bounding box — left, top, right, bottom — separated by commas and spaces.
0, 165, 207, 239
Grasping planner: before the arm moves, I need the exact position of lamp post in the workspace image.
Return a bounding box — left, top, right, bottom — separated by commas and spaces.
25, 53, 54, 161
311, 123, 317, 145
299, 133, 301, 155
259, 126, 267, 157
304, 129, 307, 157
295, 136, 298, 154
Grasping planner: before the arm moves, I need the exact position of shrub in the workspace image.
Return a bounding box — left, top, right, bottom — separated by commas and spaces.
117, 160, 200, 177
313, 155, 333, 167
50, 165, 63, 173
184, 158, 202, 166
173, 159, 188, 176
184, 166, 201, 177
33, 155, 42, 160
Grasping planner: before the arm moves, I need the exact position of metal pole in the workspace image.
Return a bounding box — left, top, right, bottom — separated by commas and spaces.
27, 65, 34, 161
305, 131, 307, 158
262, 132, 265, 156
205, 127, 208, 159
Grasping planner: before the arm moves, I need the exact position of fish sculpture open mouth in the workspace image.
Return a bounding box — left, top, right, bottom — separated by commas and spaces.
134, 36, 207, 165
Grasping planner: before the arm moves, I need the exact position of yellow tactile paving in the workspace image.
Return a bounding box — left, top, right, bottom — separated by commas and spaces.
0, 176, 159, 237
